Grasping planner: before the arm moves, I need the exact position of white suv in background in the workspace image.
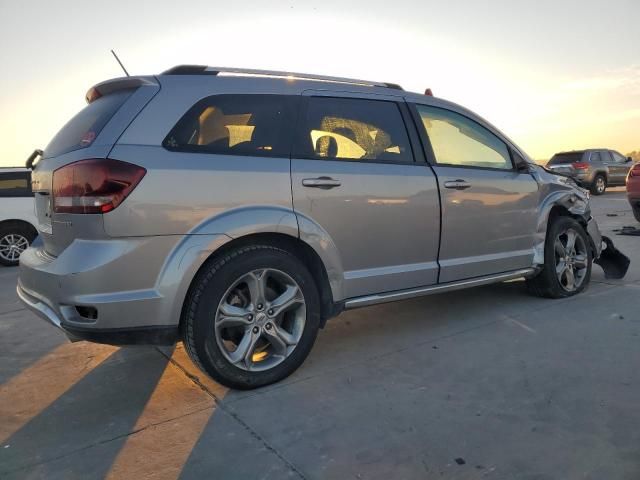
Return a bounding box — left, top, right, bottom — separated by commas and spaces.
0, 168, 38, 266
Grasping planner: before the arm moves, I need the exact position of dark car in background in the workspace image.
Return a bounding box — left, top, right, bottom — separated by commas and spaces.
546, 149, 634, 195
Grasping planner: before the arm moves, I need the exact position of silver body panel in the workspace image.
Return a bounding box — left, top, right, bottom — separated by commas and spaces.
18, 69, 609, 343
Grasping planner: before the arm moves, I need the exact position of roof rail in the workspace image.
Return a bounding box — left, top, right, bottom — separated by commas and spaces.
161, 65, 403, 90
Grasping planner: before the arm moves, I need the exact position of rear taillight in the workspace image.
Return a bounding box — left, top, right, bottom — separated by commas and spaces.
52, 159, 146, 214
629, 164, 640, 177
572, 162, 589, 170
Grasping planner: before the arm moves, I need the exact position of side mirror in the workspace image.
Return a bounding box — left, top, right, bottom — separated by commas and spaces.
627, 157, 633, 163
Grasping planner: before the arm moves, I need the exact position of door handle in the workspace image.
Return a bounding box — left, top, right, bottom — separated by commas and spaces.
302, 177, 341, 189
443, 179, 471, 190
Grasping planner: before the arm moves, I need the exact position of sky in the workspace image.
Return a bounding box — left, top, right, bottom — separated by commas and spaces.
0, 0, 638, 166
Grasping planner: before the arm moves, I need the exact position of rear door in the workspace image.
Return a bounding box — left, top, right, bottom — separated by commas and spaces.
411, 103, 539, 283
291, 92, 441, 299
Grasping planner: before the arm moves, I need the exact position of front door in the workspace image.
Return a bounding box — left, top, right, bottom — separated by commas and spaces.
607, 150, 631, 185
291, 93, 441, 299
412, 103, 539, 283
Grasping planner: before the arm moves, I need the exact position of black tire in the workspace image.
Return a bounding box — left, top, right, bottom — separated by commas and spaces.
182, 245, 321, 389
632, 203, 640, 223
526, 216, 593, 299
591, 174, 607, 195
0, 222, 37, 267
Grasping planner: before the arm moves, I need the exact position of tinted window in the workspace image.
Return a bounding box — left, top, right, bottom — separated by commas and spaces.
611, 151, 627, 163
416, 105, 512, 170
164, 95, 296, 158
0, 171, 32, 197
547, 152, 584, 165
590, 151, 602, 163
295, 97, 413, 163
45, 89, 134, 158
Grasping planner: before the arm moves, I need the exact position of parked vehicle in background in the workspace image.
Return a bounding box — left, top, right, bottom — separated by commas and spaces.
626, 162, 640, 222
0, 168, 38, 266
16, 66, 629, 389
546, 149, 634, 195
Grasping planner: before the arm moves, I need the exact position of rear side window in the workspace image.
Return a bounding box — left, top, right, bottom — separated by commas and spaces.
294, 97, 413, 163
45, 89, 135, 157
416, 105, 512, 170
163, 94, 296, 158
590, 151, 602, 163
548, 152, 584, 165
0, 171, 32, 197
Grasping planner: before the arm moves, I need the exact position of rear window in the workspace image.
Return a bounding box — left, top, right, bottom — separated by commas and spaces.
0, 171, 32, 197
547, 152, 584, 165
45, 89, 134, 157
163, 94, 296, 158
294, 97, 413, 163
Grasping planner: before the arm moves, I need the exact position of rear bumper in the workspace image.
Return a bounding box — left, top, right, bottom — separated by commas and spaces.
16, 235, 190, 345
16, 282, 177, 345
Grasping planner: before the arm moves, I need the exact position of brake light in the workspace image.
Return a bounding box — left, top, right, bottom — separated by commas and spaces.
85, 87, 102, 104
572, 162, 589, 170
52, 159, 146, 214
629, 164, 640, 177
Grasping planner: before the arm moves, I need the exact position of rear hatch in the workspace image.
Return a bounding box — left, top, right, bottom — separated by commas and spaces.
546, 152, 586, 175
30, 77, 160, 256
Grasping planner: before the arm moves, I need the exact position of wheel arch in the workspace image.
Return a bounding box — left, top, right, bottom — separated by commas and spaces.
177, 232, 340, 336
0, 219, 38, 237
533, 189, 593, 266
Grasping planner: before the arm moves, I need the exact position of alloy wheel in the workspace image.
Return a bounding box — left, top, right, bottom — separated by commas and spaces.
0, 233, 29, 263
554, 228, 588, 292
595, 177, 605, 194
214, 268, 306, 372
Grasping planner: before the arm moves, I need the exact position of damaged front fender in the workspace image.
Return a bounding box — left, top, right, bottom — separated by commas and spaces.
530, 165, 629, 279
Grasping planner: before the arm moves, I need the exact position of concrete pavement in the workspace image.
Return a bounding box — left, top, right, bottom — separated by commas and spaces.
1, 189, 639, 479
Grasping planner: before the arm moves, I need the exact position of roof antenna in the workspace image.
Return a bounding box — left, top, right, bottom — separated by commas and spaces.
110, 49, 130, 77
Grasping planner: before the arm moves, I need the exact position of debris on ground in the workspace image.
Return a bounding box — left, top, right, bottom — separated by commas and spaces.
595, 236, 631, 279
455, 458, 466, 465
614, 226, 640, 236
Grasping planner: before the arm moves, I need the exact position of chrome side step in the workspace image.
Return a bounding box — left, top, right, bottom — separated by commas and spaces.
344, 268, 536, 310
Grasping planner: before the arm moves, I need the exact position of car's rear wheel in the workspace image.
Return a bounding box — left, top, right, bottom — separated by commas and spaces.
527, 217, 592, 298
182, 245, 321, 389
591, 174, 607, 195
632, 202, 640, 223
0, 222, 37, 267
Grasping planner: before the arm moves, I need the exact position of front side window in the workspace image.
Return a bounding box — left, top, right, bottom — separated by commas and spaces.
611, 151, 628, 163
416, 105, 512, 170
295, 97, 413, 163
164, 94, 296, 157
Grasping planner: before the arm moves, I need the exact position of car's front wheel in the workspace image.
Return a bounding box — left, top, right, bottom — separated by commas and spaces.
182, 245, 321, 389
527, 217, 593, 298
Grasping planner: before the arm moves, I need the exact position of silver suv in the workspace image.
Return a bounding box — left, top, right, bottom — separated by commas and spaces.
546, 149, 634, 195
18, 66, 629, 389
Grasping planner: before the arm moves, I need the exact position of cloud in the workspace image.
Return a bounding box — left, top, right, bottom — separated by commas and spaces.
561, 65, 640, 94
